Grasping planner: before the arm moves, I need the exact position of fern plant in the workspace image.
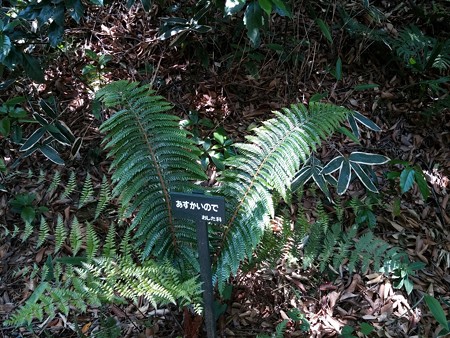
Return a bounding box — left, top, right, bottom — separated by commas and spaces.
6, 221, 202, 327
392, 25, 450, 72
6, 80, 390, 330
95, 81, 353, 292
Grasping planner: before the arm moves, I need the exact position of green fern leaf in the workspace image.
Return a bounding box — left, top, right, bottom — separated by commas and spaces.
97, 81, 207, 263
319, 223, 341, 272
213, 103, 351, 289
60, 171, 76, 199
85, 222, 99, 261
103, 223, 116, 258
48, 171, 61, 195
54, 214, 67, 253
69, 216, 82, 256
79, 173, 94, 208
22, 221, 33, 242
36, 216, 49, 249
95, 176, 111, 219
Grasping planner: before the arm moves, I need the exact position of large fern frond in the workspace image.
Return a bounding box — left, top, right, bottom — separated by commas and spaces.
97, 81, 207, 263
213, 103, 352, 290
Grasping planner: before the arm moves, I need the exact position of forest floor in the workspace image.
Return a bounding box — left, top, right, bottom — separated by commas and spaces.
1, 1, 449, 337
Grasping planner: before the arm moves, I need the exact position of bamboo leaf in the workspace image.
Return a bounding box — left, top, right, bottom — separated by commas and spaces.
349, 152, 390, 165
337, 159, 351, 195
351, 163, 378, 193
315, 19, 332, 44
322, 156, 343, 175
353, 83, 379, 91
39, 144, 64, 165
20, 127, 46, 151
352, 111, 381, 131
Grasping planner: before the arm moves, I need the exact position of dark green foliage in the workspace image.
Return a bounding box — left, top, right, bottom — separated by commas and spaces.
213, 103, 351, 290
392, 25, 450, 72
301, 210, 403, 276
6, 224, 201, 327
97, 81, 207, 265
96, 81, 352, 292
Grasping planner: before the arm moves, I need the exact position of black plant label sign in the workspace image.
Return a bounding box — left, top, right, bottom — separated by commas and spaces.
170, 192, 225, 223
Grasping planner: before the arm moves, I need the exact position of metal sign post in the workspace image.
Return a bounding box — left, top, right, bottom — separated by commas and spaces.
170, 192, 225, 338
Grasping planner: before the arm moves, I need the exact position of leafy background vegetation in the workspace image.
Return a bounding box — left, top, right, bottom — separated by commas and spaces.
0, 0, 449, 337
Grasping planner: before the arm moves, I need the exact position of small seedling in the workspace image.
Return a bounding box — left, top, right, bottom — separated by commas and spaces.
387, 160, 430, 200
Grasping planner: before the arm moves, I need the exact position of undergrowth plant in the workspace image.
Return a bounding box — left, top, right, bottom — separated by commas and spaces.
5, 80, 391, 331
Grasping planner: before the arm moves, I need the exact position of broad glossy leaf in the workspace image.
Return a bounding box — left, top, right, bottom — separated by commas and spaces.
8, 108, 27, 118
20, 127, 46, 151
47, 127, 70, 145
39, 99, 57, 118
360, 322, 375, 335
48, 21, 64, 47
225, 0, 246, 16
0, 34, 11, 62
21, 206, 35, 224
244, 1, 265, 47
272, 0, 291, 17
4, 19, 21, 33
141, 0, 151, 12
403, 277, 413, 295
349, 152, 390, 165
22, 54, 45, 83
4, 96, 25, 106
11, 125, 22, 143
55, 120, 75, 143
291, 166, 312, 192
337, 159, 351, 195
400, 167, 415, 193
312, 166, 332, 201
71, 137, 83, 158
347, 114, 360, 138
352, 111, 381, 132
158, 24, 189, 40
67, 0, 85, 22
409, 261, 426, 270
33, 112, 49, 126
0, 118, 11, 136
40, 144, 64, 165
258, 0, 272, 15
211, 155, 225, 171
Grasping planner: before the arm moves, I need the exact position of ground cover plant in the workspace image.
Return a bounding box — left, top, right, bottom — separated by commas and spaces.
1, 0, 449, 337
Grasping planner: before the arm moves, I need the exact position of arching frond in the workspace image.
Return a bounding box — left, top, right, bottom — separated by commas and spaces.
212, 103, 352, 290
97, 81, 207, 264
